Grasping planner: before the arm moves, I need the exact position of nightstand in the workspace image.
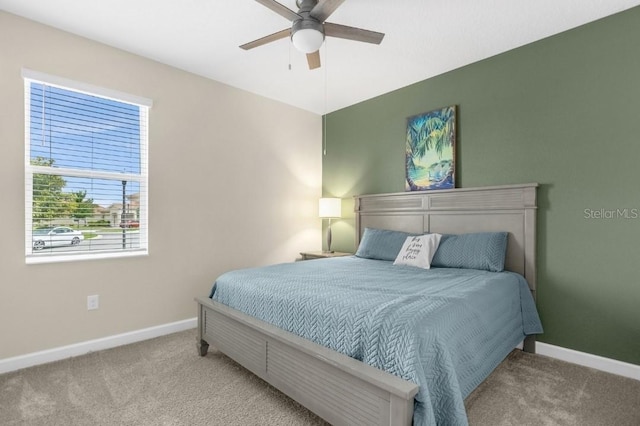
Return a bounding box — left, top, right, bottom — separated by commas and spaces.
299, 251, 352, 260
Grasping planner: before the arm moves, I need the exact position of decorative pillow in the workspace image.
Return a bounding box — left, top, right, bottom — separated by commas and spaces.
431, 232, 509, 272
355, 228, 417, 261
393, 234, 443, 269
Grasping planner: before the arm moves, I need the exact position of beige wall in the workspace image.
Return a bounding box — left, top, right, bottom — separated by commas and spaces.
0, 12, 322, 359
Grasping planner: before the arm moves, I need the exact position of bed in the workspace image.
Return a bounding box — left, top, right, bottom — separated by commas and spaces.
195, 183, 541, 425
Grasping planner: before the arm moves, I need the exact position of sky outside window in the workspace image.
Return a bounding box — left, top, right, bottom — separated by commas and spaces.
29, 82, 143, 207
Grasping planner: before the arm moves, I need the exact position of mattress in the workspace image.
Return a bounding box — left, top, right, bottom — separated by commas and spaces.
210, 256, 542, 425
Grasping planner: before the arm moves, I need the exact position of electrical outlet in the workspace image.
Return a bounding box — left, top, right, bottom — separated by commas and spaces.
87, 295, 99, 310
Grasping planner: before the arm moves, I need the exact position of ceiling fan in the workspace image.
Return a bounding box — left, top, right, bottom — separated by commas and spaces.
240, 0, 385, 70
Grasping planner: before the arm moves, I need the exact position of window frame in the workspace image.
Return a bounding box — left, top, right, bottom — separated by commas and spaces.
23, 69, 152, 264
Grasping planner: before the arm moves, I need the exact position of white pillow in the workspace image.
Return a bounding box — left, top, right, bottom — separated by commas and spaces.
393, 234, 442, 269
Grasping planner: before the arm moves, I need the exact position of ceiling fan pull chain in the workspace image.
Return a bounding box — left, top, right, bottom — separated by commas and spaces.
323, 39, 328, 156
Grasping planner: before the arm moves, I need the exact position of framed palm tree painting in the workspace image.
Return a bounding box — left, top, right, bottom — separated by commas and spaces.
405, 105, 456, 191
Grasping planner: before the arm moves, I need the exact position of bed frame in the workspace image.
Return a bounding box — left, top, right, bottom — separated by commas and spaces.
195, 183, 538, 426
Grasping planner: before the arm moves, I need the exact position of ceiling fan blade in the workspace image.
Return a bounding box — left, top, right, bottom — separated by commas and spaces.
255, 0, 301, 22
306, 51, 321, 70
309, 0, 346, 22
240, 28, 291, 50
324, 22, 385, 44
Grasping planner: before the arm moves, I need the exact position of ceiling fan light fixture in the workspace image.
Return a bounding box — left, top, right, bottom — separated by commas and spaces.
291, 19, 324, 53
292, 28, 324, 53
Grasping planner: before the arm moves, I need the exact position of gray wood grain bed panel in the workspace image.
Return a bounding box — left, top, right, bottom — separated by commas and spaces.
196, 183, 538, 425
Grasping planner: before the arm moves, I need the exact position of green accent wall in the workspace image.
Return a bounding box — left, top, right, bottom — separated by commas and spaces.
322, 7, 640, 365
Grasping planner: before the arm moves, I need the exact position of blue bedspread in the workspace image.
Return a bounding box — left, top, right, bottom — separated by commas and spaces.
210, 256, 542, 426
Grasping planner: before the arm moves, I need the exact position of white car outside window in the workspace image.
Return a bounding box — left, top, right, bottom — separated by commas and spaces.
32, 227, 84, 250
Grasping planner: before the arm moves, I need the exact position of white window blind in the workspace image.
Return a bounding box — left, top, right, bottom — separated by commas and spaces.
23, 70, 152, 263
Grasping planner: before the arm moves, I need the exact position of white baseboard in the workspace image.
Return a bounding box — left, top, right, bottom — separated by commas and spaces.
0, 317, 197, 375
536, 342, 640, 381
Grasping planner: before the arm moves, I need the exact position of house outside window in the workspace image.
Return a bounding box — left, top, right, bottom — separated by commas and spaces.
23, 69, 152, 263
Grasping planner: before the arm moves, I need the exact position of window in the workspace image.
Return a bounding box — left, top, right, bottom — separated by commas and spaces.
23, 69, 152, 263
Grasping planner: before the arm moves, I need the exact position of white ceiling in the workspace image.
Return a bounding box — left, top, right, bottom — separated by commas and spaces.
2, 0, 639, 114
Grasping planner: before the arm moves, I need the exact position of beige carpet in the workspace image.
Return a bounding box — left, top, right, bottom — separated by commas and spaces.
1, 330, 639, 425
465, 350, 640, 426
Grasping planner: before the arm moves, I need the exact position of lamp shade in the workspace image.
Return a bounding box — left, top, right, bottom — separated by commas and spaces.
292, 28, 324, 53
318, 198, 341, 218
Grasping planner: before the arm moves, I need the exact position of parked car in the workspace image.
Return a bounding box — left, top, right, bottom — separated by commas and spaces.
119, 220, 139, 228
32, 226, 84, 250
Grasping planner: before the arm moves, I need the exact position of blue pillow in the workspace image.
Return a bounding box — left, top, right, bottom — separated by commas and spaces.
355, 228, 417, 261
431, 232, 508, 272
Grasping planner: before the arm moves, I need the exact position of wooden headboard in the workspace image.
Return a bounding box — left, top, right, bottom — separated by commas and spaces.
354, 183, 538, 295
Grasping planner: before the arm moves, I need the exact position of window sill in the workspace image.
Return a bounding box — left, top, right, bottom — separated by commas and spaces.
26, 249, 148, 264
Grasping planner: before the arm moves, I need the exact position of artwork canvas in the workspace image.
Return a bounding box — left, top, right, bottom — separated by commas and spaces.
405, 106, 456, 191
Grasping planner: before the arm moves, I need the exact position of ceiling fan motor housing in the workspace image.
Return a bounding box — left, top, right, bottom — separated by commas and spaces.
293, 0, 324, 36
292, 16, 324, 36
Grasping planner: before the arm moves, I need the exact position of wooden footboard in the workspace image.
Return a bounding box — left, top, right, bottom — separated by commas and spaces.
195, 296, 418, 426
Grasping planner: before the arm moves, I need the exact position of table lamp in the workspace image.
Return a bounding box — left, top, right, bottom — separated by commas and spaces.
318, 198, 341, 253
